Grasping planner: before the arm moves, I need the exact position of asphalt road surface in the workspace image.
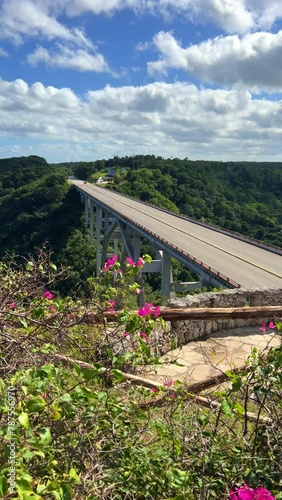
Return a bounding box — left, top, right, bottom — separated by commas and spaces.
71, 180, 282, 288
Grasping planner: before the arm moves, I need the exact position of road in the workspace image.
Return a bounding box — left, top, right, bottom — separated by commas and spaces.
71, 180, 282, 288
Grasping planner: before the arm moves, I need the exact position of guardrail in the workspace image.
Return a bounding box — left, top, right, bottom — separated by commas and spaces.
77, 186, 241, 289
104, 187, 282, 257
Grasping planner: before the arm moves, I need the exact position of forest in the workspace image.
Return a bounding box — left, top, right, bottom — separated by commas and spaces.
0, 155, 282, 499
0, 154, 281, 294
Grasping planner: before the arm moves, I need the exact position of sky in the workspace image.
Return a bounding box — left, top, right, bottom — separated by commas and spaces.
1, 0, 282, 163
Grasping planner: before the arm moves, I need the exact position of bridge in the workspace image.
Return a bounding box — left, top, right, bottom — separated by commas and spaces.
71, 180, 282, 296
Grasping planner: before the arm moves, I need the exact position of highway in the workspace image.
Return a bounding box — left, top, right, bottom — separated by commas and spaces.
71, 180, 282, 288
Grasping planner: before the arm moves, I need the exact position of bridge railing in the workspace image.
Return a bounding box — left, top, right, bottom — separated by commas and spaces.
78, 187, 241, 289
107, 188, 282, 257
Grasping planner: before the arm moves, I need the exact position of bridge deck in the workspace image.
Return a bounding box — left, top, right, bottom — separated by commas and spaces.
71, 180, 282, 288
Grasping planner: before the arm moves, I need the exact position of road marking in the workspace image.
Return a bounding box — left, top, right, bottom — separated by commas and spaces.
78, 183, 282, 281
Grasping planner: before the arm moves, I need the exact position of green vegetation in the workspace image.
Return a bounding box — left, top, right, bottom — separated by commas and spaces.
0, 156, 96, 294
70, 155, 282, 247
0, 252, 281, 499
1, 153, 281, 296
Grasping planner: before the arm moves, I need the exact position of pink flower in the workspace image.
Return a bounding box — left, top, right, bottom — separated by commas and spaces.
134, 288, 142, 295
260, 323, 267, 333
153, 306, 161, 317
151, 387, 159, 393
116, 268, 123, 274
123, 331, 129, 337
163, 378, 173, 387
8, 302, 16, 309
230, 485, 254, 500
106, 300, 116, 313
168, 392, 176, 399
43, 291, 54, 300
140, 332, 150, 343
268, 321, 276, 329
138, 302, 153, 317
125, 257, 136, 266
253, 487, 274, 499
103, 255, 118, 271
229, 485, 274, 500
49, 305, 57, 312
137, 258, 144, 268
69, 313, 75, 320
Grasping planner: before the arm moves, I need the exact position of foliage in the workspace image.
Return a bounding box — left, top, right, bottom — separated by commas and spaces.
70, 155, 282, 247
0, 250, 281, 499
0, 156, 96, 295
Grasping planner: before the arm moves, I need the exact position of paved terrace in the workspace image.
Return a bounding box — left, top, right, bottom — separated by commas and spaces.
146, 326, 280, 384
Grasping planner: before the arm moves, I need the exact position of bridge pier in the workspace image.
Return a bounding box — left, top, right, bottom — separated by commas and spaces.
80, 188, 238, 292
96, 206, 102, 276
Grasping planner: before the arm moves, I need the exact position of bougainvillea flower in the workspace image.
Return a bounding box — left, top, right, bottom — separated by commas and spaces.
140, 332, 150, 343
151, 387, 159, 393
103, 255, 118, 271
259, 323, 267, 333
230, 485, 254, 500
253, 486, 275, 499
268, 321, 276, 329
230, 485, 274, 500
153, 306, 161, 317
138, 302, 153, 317
43, 291, 54, 300
125, 257, 136, 266
137, 258, 144, 268
8, 302, 16, 309
122, 331, 129, 337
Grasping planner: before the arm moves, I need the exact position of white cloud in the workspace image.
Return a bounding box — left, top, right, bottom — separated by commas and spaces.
1, 77, 282, 162
148, 30, 282, 92
27, 45, 111, 72
0, 0, 92, 47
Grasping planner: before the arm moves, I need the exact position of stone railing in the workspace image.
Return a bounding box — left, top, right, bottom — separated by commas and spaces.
111, 288, 282, 357
165, 287, 282, 348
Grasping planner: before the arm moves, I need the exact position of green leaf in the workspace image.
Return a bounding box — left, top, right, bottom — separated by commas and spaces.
16, 478, 34, 496
49, 263, 57, 271
72, 363, 81, 376
233, 402, 245, 415
141, 343, 151, 359
231, 377, 242, 392
60, 483, 72, 500
68, 468, 81, 483
25, 396, 46, 413
18, 412, 29, 429
0, 476, 8, 496
38, 428, 52, 446
111, 369, 124, 382
33, 307, 45, 319
221, 398, 232, 417
19, 318, 28, 329
83, 368, 98, 380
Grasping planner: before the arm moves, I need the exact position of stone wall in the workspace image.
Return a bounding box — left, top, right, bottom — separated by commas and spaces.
166, 287, 282, 348
112, 288, 282, 357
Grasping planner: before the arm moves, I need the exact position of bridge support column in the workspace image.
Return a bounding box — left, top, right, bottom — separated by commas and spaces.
133, 234, 140, 262
84, 196, 89, 224
162, 251, 172, 298
104, 211, 109, 232
96, 206, 102, 275
89, 200, 94, 245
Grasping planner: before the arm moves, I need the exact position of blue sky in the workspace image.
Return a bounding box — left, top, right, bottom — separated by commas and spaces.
1, 0, 282, 163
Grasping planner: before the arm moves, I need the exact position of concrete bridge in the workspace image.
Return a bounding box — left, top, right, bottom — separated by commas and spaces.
71, 179, 282, 296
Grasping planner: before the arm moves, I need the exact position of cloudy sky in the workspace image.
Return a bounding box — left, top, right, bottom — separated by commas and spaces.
1, 0, 282, 162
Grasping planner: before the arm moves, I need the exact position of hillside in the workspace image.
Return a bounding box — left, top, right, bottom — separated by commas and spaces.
1, 154, 281, 293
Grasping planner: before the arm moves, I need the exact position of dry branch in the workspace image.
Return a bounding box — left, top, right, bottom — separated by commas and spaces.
44, 352, 273, 426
